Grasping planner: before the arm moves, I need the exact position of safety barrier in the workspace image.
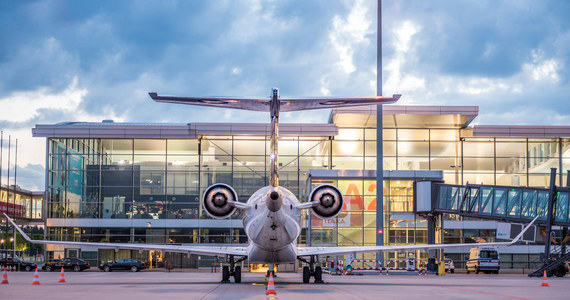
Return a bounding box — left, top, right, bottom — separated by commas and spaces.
385, 259, 427, 275
332, 258, 427, 276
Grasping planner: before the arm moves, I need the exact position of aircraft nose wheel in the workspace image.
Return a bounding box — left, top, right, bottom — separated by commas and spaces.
221, 266, 231, 283
299, 256, 324, 284
220, 255, 246, 283
314, 266, 323, 283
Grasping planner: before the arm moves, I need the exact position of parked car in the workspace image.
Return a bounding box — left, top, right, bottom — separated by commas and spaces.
0, 257, 37, 271
42, 258, 90, 272
444, 258, 455, 273
466, 246, 500, 274
99, 258, 146, 272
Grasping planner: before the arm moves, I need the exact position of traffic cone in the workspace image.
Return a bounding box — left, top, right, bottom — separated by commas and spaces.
541, 270, 550, 287
1, 267, 8, 284
58, 267, 66, 283
32, 268, 40, 285
265, 271, 277, 295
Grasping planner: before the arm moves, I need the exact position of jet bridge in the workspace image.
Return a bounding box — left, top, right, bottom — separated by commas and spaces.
431, 168, 570, 277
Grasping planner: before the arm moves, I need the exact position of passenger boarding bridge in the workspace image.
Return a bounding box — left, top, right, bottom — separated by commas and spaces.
432, 168, 570, 277
434, 183, 570, 227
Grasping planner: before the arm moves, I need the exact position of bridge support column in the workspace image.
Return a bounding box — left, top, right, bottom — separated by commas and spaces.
544, 168, 557, 261
427, 214, 438, 272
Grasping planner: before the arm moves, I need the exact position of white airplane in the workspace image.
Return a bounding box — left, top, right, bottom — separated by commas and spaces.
4, 88, 538, 283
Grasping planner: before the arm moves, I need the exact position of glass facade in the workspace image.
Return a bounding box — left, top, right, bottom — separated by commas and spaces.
36, 109, 570, 268
0, 185, 42, 220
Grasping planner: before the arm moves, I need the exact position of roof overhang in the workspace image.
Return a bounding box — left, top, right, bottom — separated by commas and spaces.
330, 105, 479, 129
32, 122, 338, 139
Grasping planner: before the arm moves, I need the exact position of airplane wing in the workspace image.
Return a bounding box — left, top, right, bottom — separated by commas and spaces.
149, 93, 269, 112
4, 213, 246, 257
297, 216, 538, 257
279, 95, 401, 112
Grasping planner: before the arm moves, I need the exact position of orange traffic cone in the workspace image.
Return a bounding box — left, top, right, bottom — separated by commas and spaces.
541, 270, 550, 287
32, 268, 40, 285
1, 267, 8, 284
265, 271, 277, 295
59, 267, 66, 283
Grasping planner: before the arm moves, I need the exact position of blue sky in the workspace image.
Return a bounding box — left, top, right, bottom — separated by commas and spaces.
1, 0, 570, 190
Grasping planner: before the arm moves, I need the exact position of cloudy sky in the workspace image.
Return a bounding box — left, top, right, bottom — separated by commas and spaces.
1, 0, 570, 190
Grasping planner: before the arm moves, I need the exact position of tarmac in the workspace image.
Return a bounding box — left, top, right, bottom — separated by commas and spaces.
0, 269, 567, 300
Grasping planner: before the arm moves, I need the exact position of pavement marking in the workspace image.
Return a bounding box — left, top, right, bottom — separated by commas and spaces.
438, 286, 530, 300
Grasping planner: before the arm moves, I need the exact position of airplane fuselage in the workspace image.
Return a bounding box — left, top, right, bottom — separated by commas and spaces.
243, 186, 302, 263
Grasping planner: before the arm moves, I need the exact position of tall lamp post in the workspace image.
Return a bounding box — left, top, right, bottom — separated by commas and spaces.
376, 0, 385, 264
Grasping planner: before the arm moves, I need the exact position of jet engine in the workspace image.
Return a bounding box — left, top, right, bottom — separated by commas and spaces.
308, 184, 344, 219
202, 183, 238, 219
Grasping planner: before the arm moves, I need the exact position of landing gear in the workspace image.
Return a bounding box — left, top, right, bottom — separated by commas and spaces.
303, 266, 310, 283
221, 255, 246, 283
298, 256, 324, 284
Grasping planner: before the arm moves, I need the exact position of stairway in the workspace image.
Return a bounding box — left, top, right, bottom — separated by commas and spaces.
528, 247, 570, 277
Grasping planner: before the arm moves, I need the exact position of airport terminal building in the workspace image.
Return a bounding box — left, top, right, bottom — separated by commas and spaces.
31, 105, 570, 269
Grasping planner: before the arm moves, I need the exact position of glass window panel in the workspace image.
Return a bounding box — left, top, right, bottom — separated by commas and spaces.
364, 157, 377, 170
397, 129, 429, 141
364, 129, 376, 140
234, 140, 266, 155
529, 141, 558, 159
363, 181, 378, 196
383, 141, 396, 156
203, 153, 233, 166
276, 139, 298, 156
463, 173, 495, 185
337, 180, 363, 196
496, 142, 527, 158
202, 139, 232, 155
338, 228, 363, 245
382, 129, 396, 141
362, 195, 377, 211
134, 155, 166, 170
496, 174, 527, 187
167, 139, 198, 155
337, 128, 364, 140
299, 140, 329, 156
463, 158, 494, 172
234, 155, 267, 171
348, 212, 363, 227
431, 157, 462, 171
496, 157, 526, 173
430, 129, 458, 141
383, 157, 396, 170
442, 171, 462, 185
133, 139, 166, 154
333, 156, 364, 170
363, 228, 376, 244
397, 157, 430, 170
363, 212, 376, 227
364, 141, 376, 156
463, 141, 494, 157
299, 156, 329, 168
100, 140, 132, 164
398, 141, 429, 156
528, 174, 552, 188
167, 156, 199, 169
332, 141, 364, 156
431, 141, 461, 157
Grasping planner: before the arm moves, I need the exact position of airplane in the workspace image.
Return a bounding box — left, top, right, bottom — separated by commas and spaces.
4, 88, 538, 284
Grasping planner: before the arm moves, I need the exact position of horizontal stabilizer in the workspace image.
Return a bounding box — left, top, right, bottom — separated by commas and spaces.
149, 92, 400, 112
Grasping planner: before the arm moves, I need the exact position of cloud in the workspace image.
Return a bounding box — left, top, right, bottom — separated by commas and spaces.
3, 0, 570, 191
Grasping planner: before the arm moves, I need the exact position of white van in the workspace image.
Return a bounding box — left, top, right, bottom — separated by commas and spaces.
466, 246, 500, 274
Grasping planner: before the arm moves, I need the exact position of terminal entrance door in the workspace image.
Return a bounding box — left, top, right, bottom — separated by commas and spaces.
149, 250, 163, 268
250, 264, 271, 273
